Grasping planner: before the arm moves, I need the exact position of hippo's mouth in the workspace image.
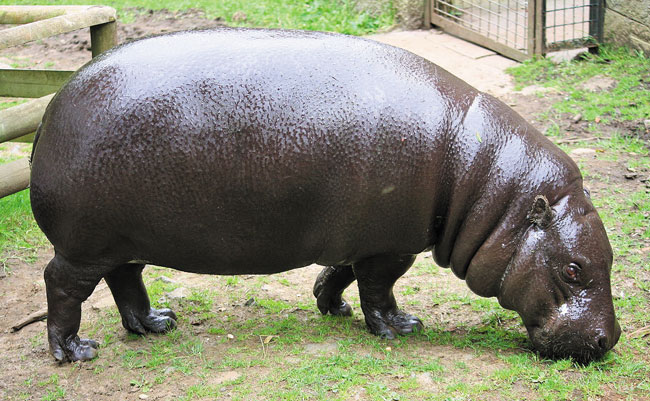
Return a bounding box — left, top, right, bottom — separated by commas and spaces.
525, 321, 619, 364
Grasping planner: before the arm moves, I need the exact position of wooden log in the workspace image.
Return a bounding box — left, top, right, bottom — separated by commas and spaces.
10, 308, 48, 332
0, 158, 30, 199
0, 6, 116, 50
0, 5, 90, 24
0, 94, 53, 143
0, 69, 73, 98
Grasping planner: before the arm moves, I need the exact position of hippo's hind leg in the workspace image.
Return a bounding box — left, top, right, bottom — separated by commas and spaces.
353, 254, 422, 339
44, 253, 107, 362
104, 264, 177, 335
313, 265, 356, 316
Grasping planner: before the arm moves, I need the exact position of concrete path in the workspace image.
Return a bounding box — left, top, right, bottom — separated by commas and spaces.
369, 29, 519, 97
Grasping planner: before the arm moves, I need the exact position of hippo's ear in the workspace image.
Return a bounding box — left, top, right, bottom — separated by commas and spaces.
528, 195, 553, 229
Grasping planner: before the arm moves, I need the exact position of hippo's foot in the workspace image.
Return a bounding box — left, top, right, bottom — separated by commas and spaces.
50, 336, 99, 362
146, 308, 177, 332
313, 265, 356, 316
315, 289, 353, 316
44, 254, 107, 362
122, 307, 177, 335
364, 308, 423, 339
352, 254, 421, 340
105, 264, 177, 335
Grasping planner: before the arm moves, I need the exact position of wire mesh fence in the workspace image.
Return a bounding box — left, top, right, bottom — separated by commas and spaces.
544, 0, 601, 50
429, 0, 603, 61
433, 0, 529, 50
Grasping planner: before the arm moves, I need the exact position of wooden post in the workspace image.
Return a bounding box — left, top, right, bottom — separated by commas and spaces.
90, 20, 118, 57
0, 158, 30, 198
424, 0, 432, 28
534, 0, 545, 56
527, 0, 536, 58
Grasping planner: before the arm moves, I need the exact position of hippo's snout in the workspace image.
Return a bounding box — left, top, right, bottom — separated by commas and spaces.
527, 315, 620, 363
600, 318, 621, 353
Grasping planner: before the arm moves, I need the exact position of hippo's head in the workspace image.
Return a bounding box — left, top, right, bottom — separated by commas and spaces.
498, 191, 620, 363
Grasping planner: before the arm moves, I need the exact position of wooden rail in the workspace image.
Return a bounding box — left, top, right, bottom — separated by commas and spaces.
0, 5, 117, 199
0, 159, 30, 199
0, 95, 55, 144
0, 6, 116, 50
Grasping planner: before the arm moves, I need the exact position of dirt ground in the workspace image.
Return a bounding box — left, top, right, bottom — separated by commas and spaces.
1, 9, 649, 401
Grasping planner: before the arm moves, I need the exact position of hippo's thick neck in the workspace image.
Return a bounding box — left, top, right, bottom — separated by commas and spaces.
432, 92, 582, 298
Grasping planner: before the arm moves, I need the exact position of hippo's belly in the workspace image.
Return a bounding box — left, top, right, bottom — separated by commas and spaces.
29, 28, 467, 273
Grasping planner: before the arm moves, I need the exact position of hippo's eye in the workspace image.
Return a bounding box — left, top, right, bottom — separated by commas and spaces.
562, 263, 581, 282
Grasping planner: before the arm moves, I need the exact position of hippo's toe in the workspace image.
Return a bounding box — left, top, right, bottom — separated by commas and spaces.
122, 307, 177, 335
313, 265, 356, 317
50, 336, 99, 362
317, 297, 353, 317
314, 282, 353, 316
365, 309, 423, 339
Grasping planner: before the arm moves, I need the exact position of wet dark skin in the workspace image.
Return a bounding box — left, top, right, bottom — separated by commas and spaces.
30, 28, 620, 363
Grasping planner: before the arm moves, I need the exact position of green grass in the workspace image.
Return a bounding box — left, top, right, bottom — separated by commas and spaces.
0, 189, 47, 271
13, 255, 644, 400
0, 99, 29, 110
508, 46, 650, 125
506, 46, 649, 401
74, 282, 650, 401
1, 143, 42, 266
9, 0, 396, 35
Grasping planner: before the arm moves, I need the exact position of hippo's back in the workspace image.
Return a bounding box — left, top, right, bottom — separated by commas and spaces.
30, 28, 476, 273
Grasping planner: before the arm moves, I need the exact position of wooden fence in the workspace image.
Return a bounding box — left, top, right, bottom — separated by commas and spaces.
0, 5, 118, 199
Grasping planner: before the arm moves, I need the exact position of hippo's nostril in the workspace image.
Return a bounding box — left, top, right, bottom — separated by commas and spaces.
597, 335, 608, 350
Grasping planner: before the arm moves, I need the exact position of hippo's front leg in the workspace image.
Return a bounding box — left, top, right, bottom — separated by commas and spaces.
104, 264, 177, 335
353, 254, 422, 339
44, 254, 107, 362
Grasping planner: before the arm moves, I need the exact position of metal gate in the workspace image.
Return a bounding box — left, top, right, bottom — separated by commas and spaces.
426, 1, 605, 61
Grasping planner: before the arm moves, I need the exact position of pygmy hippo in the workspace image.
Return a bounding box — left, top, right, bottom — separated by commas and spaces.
30, 28, 620, 363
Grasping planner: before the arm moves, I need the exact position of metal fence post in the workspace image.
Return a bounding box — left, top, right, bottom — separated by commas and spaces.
588, 0, 604, 54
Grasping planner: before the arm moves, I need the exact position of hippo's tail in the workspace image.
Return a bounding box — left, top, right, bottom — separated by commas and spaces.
29, 122, 43, 168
